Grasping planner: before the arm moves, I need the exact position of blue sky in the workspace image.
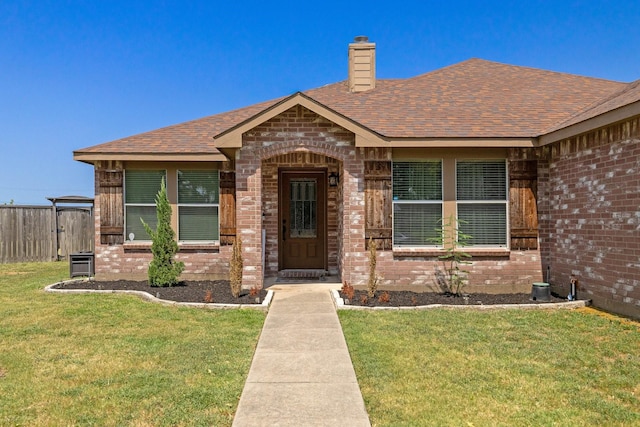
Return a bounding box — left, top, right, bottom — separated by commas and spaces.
1, 0, 639, 204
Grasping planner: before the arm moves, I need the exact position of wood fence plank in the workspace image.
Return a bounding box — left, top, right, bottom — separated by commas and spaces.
0, 206, 92, 263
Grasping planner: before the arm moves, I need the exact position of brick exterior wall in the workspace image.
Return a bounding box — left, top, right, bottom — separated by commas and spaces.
92, 105, 547, 295
92, 106, 640, 320
262, 153, 340, 276
94, 243, 232, 281
92, 162, 233, 281
234, 105, 543, 291
236, 105, 366, 288
541, 116, 640, 318
373, 250, 542, 293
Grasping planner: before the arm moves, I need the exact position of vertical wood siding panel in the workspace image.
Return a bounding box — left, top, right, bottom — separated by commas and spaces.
364, 161, 392, 249
509, 160, 539, 250
98, 167, 124, 245
219, 171, 236, 245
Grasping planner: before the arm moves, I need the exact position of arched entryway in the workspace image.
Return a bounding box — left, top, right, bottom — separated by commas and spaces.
261, 152, 342, 280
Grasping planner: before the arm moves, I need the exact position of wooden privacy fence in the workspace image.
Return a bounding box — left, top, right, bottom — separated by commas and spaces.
0, 205, 94, 263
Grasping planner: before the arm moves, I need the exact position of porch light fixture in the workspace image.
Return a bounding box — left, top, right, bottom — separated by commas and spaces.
328, 172, 339, 187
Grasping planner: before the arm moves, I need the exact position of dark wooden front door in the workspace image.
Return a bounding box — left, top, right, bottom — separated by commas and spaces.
279, 170, 327, 270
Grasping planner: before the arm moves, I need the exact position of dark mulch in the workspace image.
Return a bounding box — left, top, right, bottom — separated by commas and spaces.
341, 289, 567, 307
54, 280, 267, 304
54, 279, 568, 307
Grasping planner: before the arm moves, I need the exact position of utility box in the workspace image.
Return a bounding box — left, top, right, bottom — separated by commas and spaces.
531, 282, 551, 302
70, 252, 94, 277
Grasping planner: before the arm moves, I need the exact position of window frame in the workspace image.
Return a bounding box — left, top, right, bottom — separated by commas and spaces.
124, 169, 167, 242
392, 159, 444, 248
455, 159, 509, 248
177, 169, 220, 244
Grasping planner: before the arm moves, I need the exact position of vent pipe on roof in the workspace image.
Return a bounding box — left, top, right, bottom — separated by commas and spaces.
348, 36, 376, 93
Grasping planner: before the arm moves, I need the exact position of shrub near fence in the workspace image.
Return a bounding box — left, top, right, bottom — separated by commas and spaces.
0, 205, 93, 263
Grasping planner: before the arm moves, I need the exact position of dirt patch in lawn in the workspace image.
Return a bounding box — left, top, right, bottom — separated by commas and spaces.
53, 280, 267, 305
341, 289, 567, 307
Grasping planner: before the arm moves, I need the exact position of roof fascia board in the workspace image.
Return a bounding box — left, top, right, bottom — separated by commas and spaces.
73, 153, 227, 163
356, 137, 536, 148
539, 101, 640, 146
213, 92, 386, 148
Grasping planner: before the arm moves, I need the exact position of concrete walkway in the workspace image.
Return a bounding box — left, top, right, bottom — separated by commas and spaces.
232, 285, 371, 427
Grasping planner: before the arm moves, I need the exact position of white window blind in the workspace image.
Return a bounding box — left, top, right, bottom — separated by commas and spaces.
125, 170, 166, 240
457, 161, 507, 200
393, 161, 443, 246
456, 160, 507, 247
393, 161, 442, 201
178, 170, 219, 242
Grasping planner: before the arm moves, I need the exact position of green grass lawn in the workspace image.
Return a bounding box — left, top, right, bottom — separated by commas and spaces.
340, 308, 640, 427
0, 262, 265, 426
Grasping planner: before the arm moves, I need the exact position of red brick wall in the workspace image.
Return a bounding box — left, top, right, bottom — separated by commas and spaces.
262, 153, 340, 276
92, 106, 547, 293
92, 162, 233, 281
542, 117, 640, 318
237, 105, 363, 288
373, 250, 542, 293
239, 105, 545, 291
94, 243, 231, 281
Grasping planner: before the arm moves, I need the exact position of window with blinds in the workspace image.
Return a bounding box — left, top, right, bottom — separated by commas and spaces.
392, 161, 443, 246
125, 170, 166, 240
456, 160, 507, 247
178, 170, 220, 242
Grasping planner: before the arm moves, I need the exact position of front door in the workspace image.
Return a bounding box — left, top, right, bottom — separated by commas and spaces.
279, 170, 327, 270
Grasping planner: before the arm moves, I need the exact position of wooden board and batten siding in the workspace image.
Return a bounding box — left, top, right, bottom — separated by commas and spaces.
364, 161, 392, 249
509, 160, 539, 250
219, 171, 236, 245
97, 165, 124, 245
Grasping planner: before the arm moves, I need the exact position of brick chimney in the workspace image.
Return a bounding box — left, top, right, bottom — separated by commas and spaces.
348, 36, 376, 92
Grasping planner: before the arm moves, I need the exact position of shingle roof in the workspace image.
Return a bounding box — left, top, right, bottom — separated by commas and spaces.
305, 59, 625, 138
75, 97, 283, 154
544, 78, 640, 133
75, 58, 629, 156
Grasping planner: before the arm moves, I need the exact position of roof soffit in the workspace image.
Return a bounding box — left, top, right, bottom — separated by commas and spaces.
73, 152, 228, 164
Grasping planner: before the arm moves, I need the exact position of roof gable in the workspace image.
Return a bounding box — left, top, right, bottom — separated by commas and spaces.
212, 92, 385, 150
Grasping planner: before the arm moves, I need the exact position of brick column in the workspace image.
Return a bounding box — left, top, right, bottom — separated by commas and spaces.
235, 151, 264, 288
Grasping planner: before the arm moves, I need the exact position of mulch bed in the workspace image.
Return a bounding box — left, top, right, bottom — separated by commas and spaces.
340, 289, 567, 307
54, 280, 267, 305
54, 279, 568, 307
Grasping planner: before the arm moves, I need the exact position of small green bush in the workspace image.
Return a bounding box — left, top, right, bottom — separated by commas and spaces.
142, 178, 184, 287
432, 214, 471, 296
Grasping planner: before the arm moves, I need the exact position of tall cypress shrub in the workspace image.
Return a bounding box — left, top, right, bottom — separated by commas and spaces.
142, 178, 184, 287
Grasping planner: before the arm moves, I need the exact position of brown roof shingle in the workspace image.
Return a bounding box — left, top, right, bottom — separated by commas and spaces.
304, 59, 626, 138
75, 58, 629, 156
544, 78, 640, 133
75, 97, 283, 154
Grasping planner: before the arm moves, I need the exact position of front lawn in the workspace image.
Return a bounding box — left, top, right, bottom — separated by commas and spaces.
0, 262, 265, 426
339, 308, 640, 426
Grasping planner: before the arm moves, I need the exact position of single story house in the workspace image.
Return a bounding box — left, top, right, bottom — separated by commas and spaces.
74, 37, 640, 318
